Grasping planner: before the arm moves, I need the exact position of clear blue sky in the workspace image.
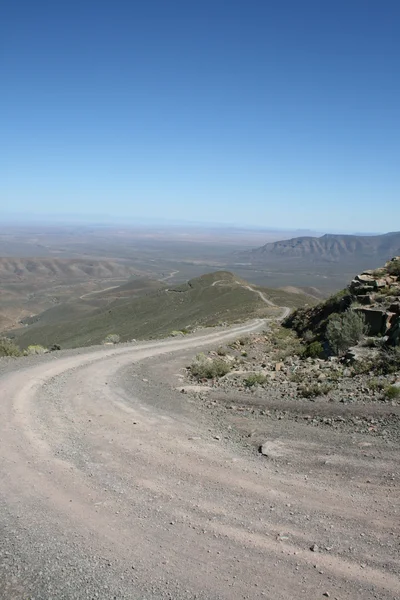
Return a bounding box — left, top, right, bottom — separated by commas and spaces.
1, 0, 399, 232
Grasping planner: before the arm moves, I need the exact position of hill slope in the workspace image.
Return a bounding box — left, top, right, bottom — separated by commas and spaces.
244, 231, 400, 265
284, 257, 400, 349
8, 271, 311, 349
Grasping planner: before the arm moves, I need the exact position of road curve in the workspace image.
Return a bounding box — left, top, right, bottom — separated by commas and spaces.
210, 279, 291, 320
0, 321, 397, 599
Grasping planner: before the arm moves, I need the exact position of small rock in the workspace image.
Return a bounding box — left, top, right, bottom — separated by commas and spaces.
310, 544, 319, 552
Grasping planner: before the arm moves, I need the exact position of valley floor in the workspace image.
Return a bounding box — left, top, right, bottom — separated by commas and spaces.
0, 323, 398, 599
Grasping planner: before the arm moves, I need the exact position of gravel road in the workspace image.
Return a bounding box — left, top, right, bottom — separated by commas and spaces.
0, 320, 398, 599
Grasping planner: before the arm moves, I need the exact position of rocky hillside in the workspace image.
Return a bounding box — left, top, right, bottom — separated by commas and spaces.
180, 260, 400, 446
244, 231, 400, 265
285, 257, 400, 349
184, 324, 400, 441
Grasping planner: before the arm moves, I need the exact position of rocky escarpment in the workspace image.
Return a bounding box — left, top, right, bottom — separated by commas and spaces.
350, 258, 400, 345
285, 257, 400, 348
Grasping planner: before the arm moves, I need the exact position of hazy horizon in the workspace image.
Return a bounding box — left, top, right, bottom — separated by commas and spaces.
0, 212, 387, 237
2, 1, 399, 232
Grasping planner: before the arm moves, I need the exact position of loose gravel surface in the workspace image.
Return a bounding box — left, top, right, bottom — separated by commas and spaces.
0, 321, 399, 600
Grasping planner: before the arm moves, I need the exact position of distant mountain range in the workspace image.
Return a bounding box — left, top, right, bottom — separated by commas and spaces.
242, 231, 400, 265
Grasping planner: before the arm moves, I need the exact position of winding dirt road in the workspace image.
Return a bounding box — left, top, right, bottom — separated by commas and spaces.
0, 321, 398, 599
210, 279, 291, 320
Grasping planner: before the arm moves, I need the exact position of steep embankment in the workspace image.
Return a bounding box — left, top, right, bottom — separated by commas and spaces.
284, 257, 400, 347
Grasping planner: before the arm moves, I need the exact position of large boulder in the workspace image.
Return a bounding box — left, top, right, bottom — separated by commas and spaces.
387, 316, 400, 346
353, 307, 389, 335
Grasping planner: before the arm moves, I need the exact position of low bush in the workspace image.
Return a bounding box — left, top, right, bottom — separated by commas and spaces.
373, 347, 400, 375
387, 258, 400, 277
302, 330, 314, 343
216, 347, 227, 356
372, 268, 386, 278
352, 360, 374, 376
377, 287, 396, 296
326, 310, 368, 355
103, 333, 120, 344
304, 341, 324, 358
244, 373, 267, 387
26, 344, 47, 355
298, 382, 332, 398
367, 378, 385, 392
384, 385, 400, 400
290, 371, 304, 383
0, 337, 22, 357
190, 355, 231, 379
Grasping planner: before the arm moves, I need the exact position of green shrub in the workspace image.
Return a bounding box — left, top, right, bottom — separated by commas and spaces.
190, 355, 231, 379
367, 378, 385, 392
304, 341, 324, 358
0, 337, 22, 357
387, 258, 400, 277
216, 347, 227, 356
26, 344, 47, 355
326, 310, 368, 355
352, 360, 374, 376
372, 268, 386, 278
302, 330, 314, 343
103, 333, 120, 344
384, 385, 400, 400
244, 373, 267, 387
298, 383, 332, 398
290, 371, 304, 383
374, 347, 400, 375
377, 287, 395, 296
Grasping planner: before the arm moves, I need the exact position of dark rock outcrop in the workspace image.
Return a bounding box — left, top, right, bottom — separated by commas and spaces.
285, 257, 400, 347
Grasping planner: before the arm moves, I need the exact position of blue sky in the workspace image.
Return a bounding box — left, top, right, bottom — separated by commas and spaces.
1, 0, 399, 232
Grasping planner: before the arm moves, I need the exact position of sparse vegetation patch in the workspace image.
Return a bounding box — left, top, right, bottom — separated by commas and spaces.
190, 354, 231, 380
103, 334, 121, 344
384, 385, 400, 400
244, 373, 267, 387
0, 337, 22, 357
298, 382, 333, 398
26, 344, 47, 355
